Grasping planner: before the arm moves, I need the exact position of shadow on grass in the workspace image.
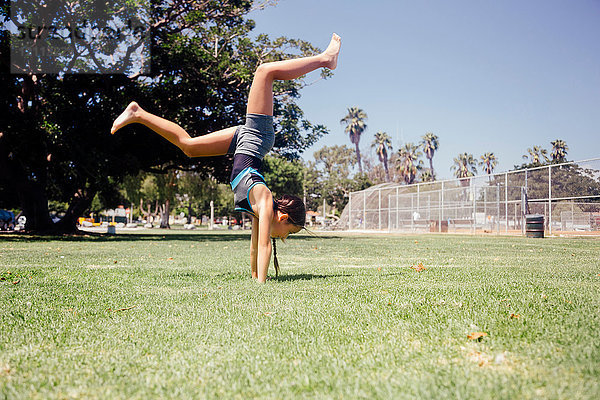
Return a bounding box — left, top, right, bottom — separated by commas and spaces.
0, 231, 251, 243
160, 272, 353, 283
275, 273, 353, 281
0, 231, 342, 243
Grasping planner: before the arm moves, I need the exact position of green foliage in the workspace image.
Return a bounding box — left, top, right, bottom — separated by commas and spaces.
522, 145, 550, 167
0, 1, 330, 231
479, 152, 498, 176
452, 152, 478, 179
262, 155, 304, 198
312, 145, 369, 212
302, 160, 323, 211
397, 142, 423, 184
340, 107, 368, 173
123, 171, 235, 219
515, 140, 569, 170
314, 145, 356, 177
88, 193, 104, 217
273, 103, 329, 161
47, 200, 68, 216
550, 139, 569, 164
421, 132, 439, 180
524, 164, 600, 201
372, 131, 392, 182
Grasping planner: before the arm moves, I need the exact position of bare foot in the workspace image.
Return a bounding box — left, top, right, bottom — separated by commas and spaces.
322, 33, 341, 70
111, 101, 141, 134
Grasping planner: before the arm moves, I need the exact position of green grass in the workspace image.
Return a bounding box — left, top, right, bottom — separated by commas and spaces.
1, 231, 599, 399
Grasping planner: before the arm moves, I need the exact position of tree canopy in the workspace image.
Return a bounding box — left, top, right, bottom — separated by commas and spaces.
0, 1, 330, 232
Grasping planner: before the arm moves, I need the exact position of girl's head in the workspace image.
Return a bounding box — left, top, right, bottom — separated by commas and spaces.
271, 194, 306, 278
270, 194, 305, 239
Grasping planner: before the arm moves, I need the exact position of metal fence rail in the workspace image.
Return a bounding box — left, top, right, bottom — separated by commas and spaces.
336, 158, 600, 235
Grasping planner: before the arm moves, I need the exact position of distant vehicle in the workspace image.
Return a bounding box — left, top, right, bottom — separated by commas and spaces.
0, 210, 15, 230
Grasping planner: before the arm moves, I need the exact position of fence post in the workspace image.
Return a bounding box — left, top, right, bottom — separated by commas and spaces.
484, 187, 488, 231
472, 179, 476, 234
396, 187, 399, 230
571, 201, 574, 231
417, 184, 421, 215
348, 192, 352, 230
411, 194, 414, 232
514, 203, 517, 233
428, 195, 431, 221
363, 190, 366, 230
505, 172, 508, 233
388, 195, 391, 232
440, 181, 445, 233
548, 165, 552, 235
496, 184, 500, 234
378, 188, 382, 231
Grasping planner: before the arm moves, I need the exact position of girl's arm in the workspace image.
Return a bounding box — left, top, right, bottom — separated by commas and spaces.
250, 185, 274, 283
256, 210, 273, 283
250, 216, 259, 279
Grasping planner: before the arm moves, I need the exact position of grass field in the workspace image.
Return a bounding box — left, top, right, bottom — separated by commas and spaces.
1, 230, 599, 399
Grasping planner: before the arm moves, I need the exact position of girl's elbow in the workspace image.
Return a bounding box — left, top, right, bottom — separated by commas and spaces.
182, 144, 195, 158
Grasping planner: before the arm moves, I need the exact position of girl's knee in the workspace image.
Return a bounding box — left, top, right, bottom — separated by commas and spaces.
255, 63, 275, 79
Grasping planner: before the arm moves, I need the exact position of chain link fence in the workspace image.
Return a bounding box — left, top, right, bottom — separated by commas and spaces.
335, 158, 600, 235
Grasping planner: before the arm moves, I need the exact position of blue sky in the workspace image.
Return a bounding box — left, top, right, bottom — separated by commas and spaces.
249, 0, 600, 178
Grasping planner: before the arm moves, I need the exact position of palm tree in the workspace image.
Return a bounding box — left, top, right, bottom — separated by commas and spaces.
397, 143, 423, 185
371, 131, 393, 181
340, 107, 368, 174
479, 152, 498, 177
550, 139, 569, 163
522, 146, 549, 166
420, 132, 439, 180
452, 153, 477, 185
420, 170, 434, 183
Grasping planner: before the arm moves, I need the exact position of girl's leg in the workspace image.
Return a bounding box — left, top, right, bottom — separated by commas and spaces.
247, 33, 341, 116
111, 102, 236, 157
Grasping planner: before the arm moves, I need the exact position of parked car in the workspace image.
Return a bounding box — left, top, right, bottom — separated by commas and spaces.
0, 210, 15, 230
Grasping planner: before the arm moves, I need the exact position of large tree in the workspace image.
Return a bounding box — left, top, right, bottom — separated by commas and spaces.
522, 146, 549, 166
397, 143, 422, 185
340, 107, 367, 174
262, 155, 304, 199
0, 1, 330, 232
313, 144, 367, 212
371, 131, 392, 182
550, 139, 569, 164
451, 152, 477, 184
479, 152, 498, 177
420, 132, 439, 180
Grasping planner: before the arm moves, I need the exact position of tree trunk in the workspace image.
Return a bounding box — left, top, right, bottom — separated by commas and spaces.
159, 199, 170, 229
187, 203, 193, 221
153, 200, 160, 225
429, 157, 435, 180
354, 142, 363, 174
383, 153, 390, 182
53, 188, 97, 233
1, 139, 53, 232
17, 180, 54, 232
139, 198, 146, 219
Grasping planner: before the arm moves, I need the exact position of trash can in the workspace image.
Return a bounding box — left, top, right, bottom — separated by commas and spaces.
525, 214, 544, 238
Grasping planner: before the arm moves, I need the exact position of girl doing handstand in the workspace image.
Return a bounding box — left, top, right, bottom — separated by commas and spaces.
111, 33, 341, 283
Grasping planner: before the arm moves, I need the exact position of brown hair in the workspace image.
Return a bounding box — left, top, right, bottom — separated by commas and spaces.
272, 194, 306, 277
